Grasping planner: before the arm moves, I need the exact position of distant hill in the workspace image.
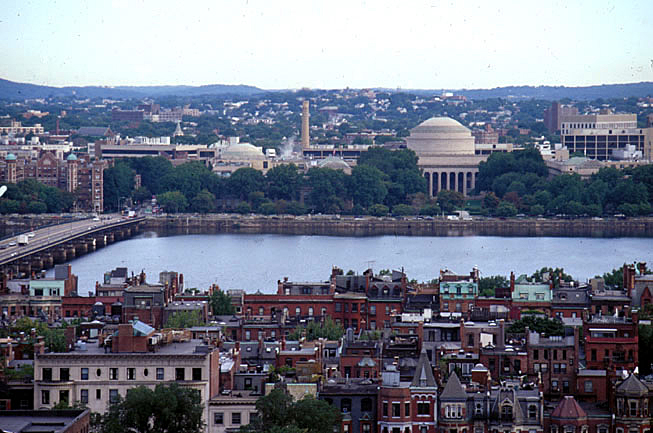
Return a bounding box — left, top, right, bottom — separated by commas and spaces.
401, 82, 653, 100
0, 78, 264, 100
2, 78, 653, 101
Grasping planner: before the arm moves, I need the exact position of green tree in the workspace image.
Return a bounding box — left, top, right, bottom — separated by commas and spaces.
97, 383, 204, 433
305, 168, 348, 214
530, 267, 573, 288
164, 310, 204, 328
478, 275, 508, 297
349, 165, 387, 208
392, 204, 415, 216
190, 190, 216, 213
436, 190, 465, 213
266, 164, 302, 201
289, 317, 344, 341
507, 316, 565, 336
495, 201, 517, 217
127, 157, 175, 194
157, 191, 188, 213
228, 168, 266, 200
241, 389, 340, 433
601, 266, 624, 289
419, 203, 441, 216
103, 161, 135, 211
368, 203, 389, 217
209, 290, 235, 315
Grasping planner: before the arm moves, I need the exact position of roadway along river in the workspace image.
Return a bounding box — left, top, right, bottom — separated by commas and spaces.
45, 231, 653, 295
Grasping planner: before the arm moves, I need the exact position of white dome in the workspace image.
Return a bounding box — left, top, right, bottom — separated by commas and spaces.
406, 117, 475, 156
220, 143, 265, 160
318, 156, 350, 171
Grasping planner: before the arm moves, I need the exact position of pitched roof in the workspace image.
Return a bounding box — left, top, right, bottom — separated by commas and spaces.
410, 349, 437, 388
551, 396, 587, 419
440, 371, 466, 400
617, 374, 648, 397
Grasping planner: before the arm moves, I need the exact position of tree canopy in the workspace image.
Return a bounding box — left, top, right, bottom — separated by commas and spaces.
97, 383, 204, 433
210, 290, 235, 315
507, 316, 565, 336
240, 389, 340, 433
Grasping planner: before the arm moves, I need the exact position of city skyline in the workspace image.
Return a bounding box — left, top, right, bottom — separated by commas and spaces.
1, 0, 652, 90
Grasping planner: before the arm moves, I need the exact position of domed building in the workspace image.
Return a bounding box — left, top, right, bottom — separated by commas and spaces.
212, 142, 269, 177
406, 117, 488, 197
317, 156, 351, 174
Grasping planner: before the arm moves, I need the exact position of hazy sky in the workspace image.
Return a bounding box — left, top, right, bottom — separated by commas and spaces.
1, 0, 652, 90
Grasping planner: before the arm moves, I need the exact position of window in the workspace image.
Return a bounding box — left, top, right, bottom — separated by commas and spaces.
392, 403, 401, 417
405, 402, 411, 417
308, 307, 314, 316
41, 390, 50, 405
584, 381, 593, 393
468, 334, 474, 346
232, 412, 241, 425
144, 368, 149, 377
175, 368, 185, 381
214, 412, 224, 425
96, 368, 102, 377
352, 304, 358, 313
81, 389, 89, 404
59, 390, 69, 405
110, 389, 119, 403
630, 401, 638, 417
591, 349, 597, 361
563, 381, 569, 393
81, 368, 89, 380
383, 402, 388, 417
245, 331, 251, 340
418, 402, 430, 415
341, 398, 352, 413
156, 368, 164, 380
43, 368, 52, 382
335, 303, 342, 312
528, 404, 537, 419
60, 368, 69, 381
127, 368, 136, 380
96, 389, 101, 400
361, 398, 373, 412
192, 368, 202, 381
259, 307, 264, 315
110, 368, 118, 380
370, 305, 376, 315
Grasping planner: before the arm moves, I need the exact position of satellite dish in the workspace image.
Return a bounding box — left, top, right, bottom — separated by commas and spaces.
0, 185, 6, 198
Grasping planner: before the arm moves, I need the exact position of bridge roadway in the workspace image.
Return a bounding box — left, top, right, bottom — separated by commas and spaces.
0, 215, 145, 274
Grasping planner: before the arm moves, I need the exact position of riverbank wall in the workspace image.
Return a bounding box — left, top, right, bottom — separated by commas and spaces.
2, 215, 653, 238
142, 215, 653, 237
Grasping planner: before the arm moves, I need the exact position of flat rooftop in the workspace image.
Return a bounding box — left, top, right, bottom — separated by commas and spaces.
37, 339, 212, 357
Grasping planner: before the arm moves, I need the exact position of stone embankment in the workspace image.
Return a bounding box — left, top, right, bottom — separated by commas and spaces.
3, 214, 653, 238
142, 215, 653, 237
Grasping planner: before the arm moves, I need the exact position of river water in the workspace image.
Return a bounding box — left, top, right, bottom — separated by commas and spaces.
45, 231, 653, 295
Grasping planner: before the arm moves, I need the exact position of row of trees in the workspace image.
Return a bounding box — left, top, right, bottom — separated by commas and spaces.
93, 385, 339, 433
477, 149, 653, 217
104, 148, 431, 215
0, 179, 75, 214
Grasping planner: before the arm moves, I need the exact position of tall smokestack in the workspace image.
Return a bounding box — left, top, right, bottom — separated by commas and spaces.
301, 100, 310, 148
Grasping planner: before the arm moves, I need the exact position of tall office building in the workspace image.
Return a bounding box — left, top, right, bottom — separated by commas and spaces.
560, 113, 651, 160
544, 101, 579, 133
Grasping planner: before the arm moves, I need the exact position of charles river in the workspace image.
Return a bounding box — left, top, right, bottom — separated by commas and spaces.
44, 231, 653, 296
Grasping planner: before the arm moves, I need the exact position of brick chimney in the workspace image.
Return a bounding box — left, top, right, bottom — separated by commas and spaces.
510, 272, 515, 293
33, 336, 45, 355
497, 319, 505, 350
